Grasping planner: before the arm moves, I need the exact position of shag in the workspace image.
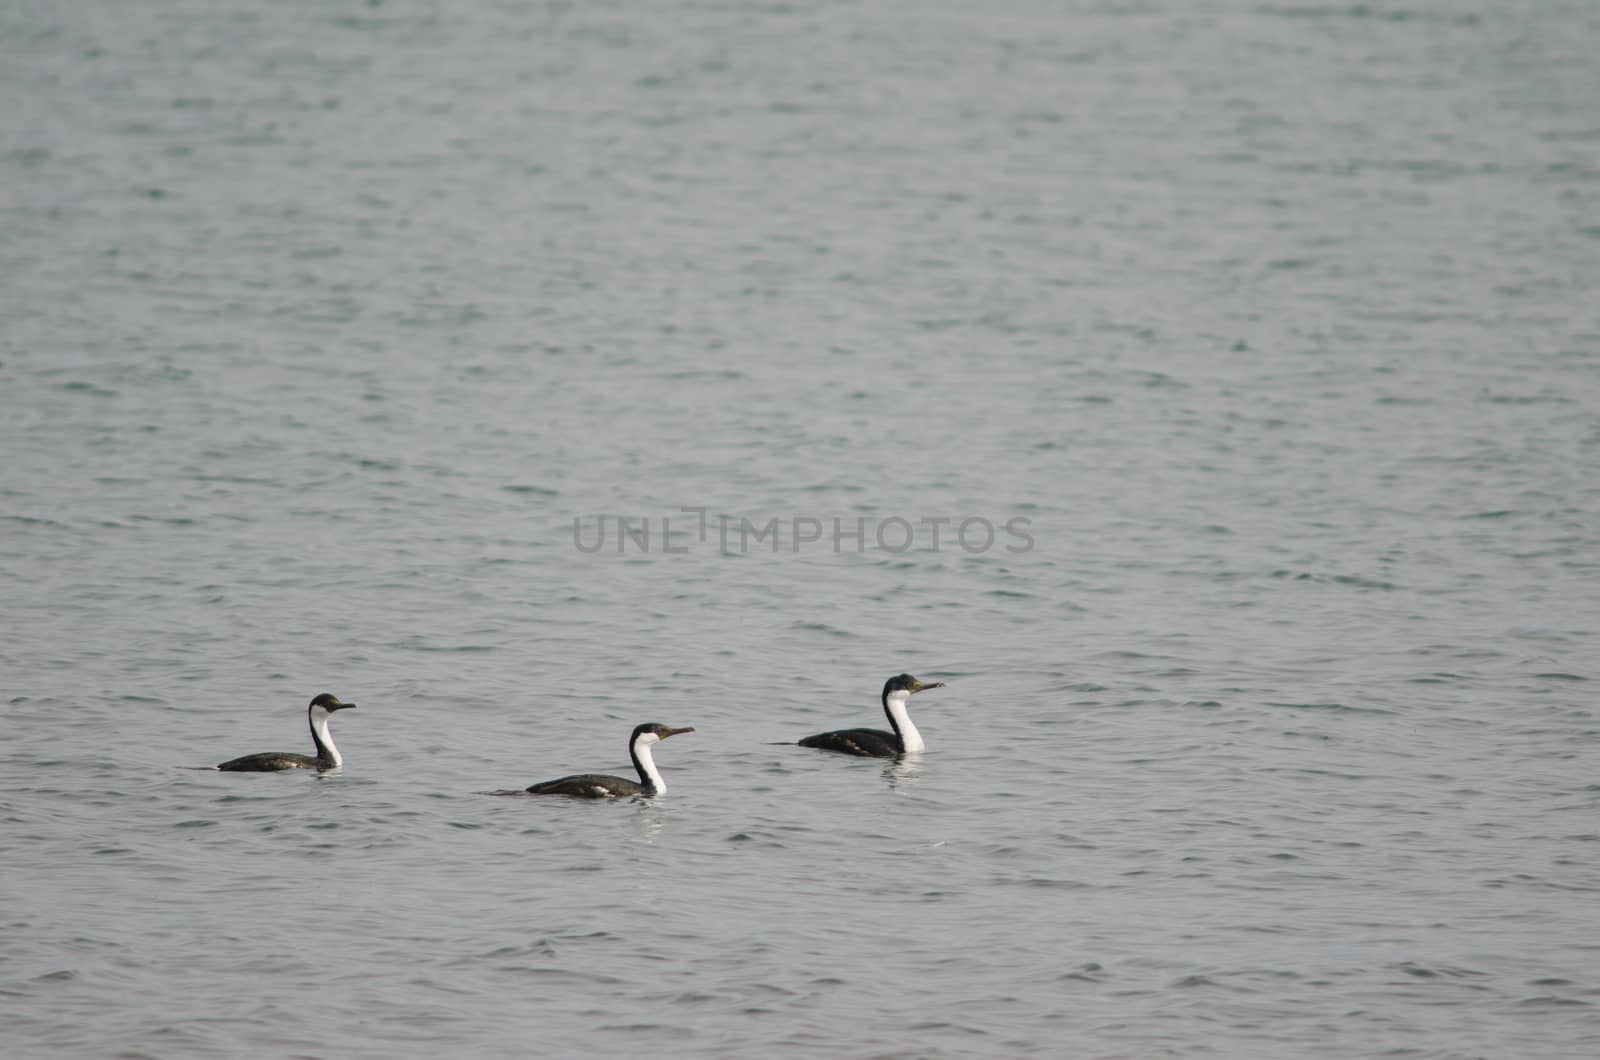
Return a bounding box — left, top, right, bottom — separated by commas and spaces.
799, 674, 943, 756
524, 722, 694, 798
217, 693, 355, 771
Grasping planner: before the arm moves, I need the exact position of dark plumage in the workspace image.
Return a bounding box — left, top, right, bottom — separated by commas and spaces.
799, 674, 944, 757
525, 722, 694, 798
217, 693, 356, 771
797, 727, 904, 757
525, 772, 652, 798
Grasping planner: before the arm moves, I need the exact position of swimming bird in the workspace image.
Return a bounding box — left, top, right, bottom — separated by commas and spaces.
799, 674, 944, 756
524, 722, 694, 798
217, 693, 356, 771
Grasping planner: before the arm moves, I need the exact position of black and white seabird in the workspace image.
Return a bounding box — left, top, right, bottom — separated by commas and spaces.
217, 693, 356, 771
523, 722, 694, 798
798, 674, 944, 757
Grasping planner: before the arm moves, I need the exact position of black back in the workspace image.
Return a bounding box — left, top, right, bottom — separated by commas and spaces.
797, 727, 901, 757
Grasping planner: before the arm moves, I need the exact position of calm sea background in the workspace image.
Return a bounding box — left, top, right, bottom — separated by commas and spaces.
4, 1, 1599, 1057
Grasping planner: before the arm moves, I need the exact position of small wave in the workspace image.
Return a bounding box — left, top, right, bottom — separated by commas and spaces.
400, 643, 498, 653
1393, 961, 1487, 979
52, 381, 118, 398
1172, 974, 1218, 988
1270, 570, 1399, 590
1266, 701, 1394, 715
1517, 994, 1589, 1007
1, 515, 68, 529
790, 621, 852, 637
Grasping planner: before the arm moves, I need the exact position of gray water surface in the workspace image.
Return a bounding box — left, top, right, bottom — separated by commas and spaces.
4, 1, 1599, 1057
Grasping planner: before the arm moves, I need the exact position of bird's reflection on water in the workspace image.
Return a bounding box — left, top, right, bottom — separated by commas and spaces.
883, 754, 923, 790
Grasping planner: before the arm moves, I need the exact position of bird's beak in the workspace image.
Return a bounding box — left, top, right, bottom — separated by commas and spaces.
911, 680, 944, 694
663, 726, 694, 738
332, 702, 356, 711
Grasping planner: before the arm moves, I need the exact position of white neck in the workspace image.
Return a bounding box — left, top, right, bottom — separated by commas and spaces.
885, 690, 924, 753
633, 737, 665, 793
310, 706, 342, 767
